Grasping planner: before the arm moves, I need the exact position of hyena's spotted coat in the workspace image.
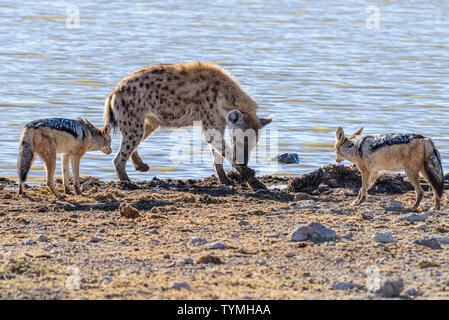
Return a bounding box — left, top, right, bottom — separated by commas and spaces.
104, 61, 272, 190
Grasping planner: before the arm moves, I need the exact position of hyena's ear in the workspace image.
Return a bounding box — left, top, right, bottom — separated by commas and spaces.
351, 127, 364, 136
336, 127, 345, 142
259, 115, 273, 128
227, 110, 243, 125
103, 124, 112, 136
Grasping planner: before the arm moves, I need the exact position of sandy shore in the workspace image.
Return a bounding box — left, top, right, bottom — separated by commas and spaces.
1, 165, 449, 300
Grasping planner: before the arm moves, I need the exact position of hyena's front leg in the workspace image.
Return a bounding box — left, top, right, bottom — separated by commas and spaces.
61, 154, 72, 194
209, 146, 234, 186
130, 117, 159, 172
114, 126, 144, 182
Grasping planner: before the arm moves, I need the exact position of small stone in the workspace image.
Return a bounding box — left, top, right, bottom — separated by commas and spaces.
119, 203, 141, 219
90, 237, 103, 243
413, 238, 441, 250
329, 209, 346, 215
231, 233, 239, 239
206, 241, 226, 250
291, 222, 336, 243
342, 232, 353, 240
120, 239, 129, 245
374, 278, 404, 297
271, 153, 299, 164
70, 214, 79, 219
149, 228, 159, 235
294, 200, 316, 209
190, 237, 207, 246
332, 281, 361, 291
398, 212, 428, 223
372, 232, 397, 244
285, 252, 295, 258
405, 288, 417, 297
163, 254, 171, 259
36, 234, 48, 242
184, 257, 194, 265
238, 220, 248, 226
171, 282, 190, 290
98, 228, 105, 233
99, 276, 112, 284
24, 240, 34, 245
433, 236, 449, 244
294, 192, 312, 201
386, 199, 403, 211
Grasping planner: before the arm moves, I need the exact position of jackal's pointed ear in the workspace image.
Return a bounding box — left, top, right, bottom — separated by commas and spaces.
84, 118, 95, 128
351, 127, 364, 136
227, 110, 242, 125
103, 124, 112, 136
336, 127, 345, 142
259, 115, 273, 128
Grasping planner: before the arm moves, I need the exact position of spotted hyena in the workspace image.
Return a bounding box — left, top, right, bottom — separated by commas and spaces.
104, 61, 272, 190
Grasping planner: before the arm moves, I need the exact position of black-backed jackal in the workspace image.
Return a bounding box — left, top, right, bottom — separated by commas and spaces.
103, 61, 272, 190
334, 127, 444, 210
17, 118, 112, 198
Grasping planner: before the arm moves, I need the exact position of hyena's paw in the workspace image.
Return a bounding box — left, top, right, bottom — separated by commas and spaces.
64, 188, 73, 195
351, 199, 361, 206
247, 177, 268, 191
218, 176, 235, 186
74, 188, 82, 195
133, 162, 150, 172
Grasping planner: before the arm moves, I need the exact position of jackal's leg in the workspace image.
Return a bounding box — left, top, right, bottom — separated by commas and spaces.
130, 117, 159, 172
353, 170, 370, 205
405, 168, 423, 210
61, 154, 71, 194
419, 167, 440, 210
40, 150, 62, 199
114, 125, 144, 182
202, 123, 266, 190
71, 155, 82, 194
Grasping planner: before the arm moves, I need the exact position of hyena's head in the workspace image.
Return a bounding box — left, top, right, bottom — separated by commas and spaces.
85, 119, 112, 154
334, 127, 363, 163
227, 110, 272, 165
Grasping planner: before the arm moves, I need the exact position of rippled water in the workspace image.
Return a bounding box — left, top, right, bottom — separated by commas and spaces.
1, 1, 448, 183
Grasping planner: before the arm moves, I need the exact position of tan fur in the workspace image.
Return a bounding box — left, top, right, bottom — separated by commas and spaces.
104, 61, 272, 189
334, 127, 443, 210
18, 121, 111, 199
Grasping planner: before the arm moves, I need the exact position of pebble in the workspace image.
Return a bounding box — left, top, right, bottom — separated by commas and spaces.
270, 153, 299, 164
24, 240, 34, 245
149, 228, 159, 235
386, 199, 403, 211
433, 236, 449, 244
295, 200, 316, 209
99, 276, 112, 284
97, 228, 105, 233
90, 237, 103, 243
206, 241, 226, 250
294, 192, 312, 201
190, 237, 207, 246
171, 282, 190, 290
184, 257, 194, 265
120, 239, 129, 245
291, 222, 336, 243
238, 220, 248, 226
341, 232, 353, 240
163, 254, 171, 259
371, 232, 397, 244
374, 278, 404, 297
398, 212, 428, 223
413, 238, 441, 250
231, 233, 239, 239
332, 281, 361, 291
36, 234, 48, 242
405, 288, 417, 297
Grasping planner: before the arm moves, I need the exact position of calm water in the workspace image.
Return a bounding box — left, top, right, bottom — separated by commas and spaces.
1, 1, 448, 183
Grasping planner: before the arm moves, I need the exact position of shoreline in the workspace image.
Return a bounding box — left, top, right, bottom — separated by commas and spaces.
1, 165, 449, 299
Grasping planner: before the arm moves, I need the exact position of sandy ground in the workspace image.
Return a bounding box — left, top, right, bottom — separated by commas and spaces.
1, 166, 449, 300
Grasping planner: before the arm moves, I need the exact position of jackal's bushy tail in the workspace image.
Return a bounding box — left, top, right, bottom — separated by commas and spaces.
423, 139, 444, 198
103, 92, 118, 133
17, 128, 35, 184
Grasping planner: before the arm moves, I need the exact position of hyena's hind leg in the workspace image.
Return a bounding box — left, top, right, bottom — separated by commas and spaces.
405, 167, 424, 210
39, 149, 62, 199
114, 120, 145, 182
130, 117, 160, 172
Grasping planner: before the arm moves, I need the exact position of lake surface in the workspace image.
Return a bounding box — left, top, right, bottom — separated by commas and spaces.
1, 1, 448, 183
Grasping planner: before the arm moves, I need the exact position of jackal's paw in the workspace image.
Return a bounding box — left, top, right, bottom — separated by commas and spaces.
351, 200, 360, 206
133, 162, 150, 172
247, 177, 268, 191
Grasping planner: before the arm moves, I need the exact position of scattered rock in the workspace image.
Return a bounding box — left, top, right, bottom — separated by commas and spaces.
206, 241, 226, 250
99, 276, 112, 284
405, 288, 417, 297
433, 236, 449, 244
329, 209, 347, 215
90, 237, 103, 243
417, 260, 441, 269
36, 234, 48, 242
197, 254, 223, 264
24, 240, 34, 245
97, 227, 105, 233
291, 222, 336, 243
386, 199, 403, 211
372, 232, 397, 244
149, 228, 159, 235
190, 237, 207, 247
374, 278, 404, 297
294, 192, 312, 201
120, 239, 129, 245
332, 281, 361, 291
163, 254, 171, 259
271, 153, 299, 164
294, 200, 316, 209
398, 212, 428, 223
184, 258, 194, 265
238, 220, 248, 226
171, 282, 190, 290
413, 238, 441, 250
342, 232, 353, 240
119, 203, 141, 219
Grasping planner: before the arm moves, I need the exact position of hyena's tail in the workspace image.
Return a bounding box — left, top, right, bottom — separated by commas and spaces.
103, 92, 118, 133
423, 138, 444, 198
17, 127, 35, 193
